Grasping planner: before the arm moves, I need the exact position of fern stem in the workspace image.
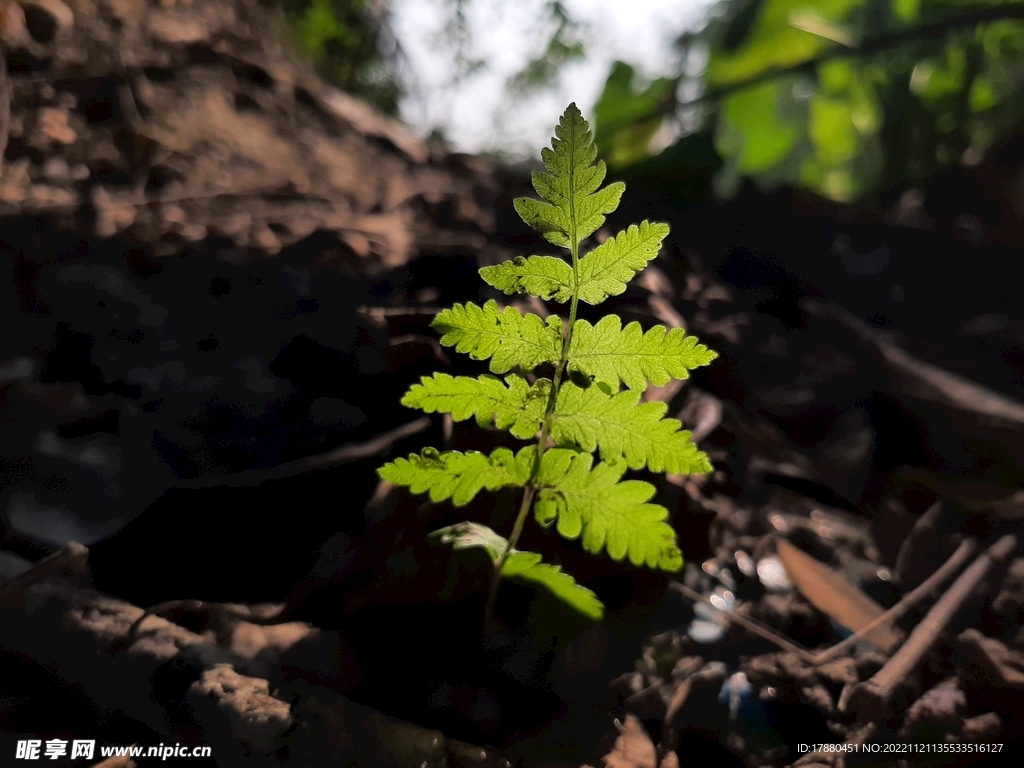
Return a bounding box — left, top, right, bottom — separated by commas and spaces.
486, 126, 585, 626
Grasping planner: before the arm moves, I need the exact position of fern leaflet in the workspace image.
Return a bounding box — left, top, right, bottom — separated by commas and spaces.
534, 449, 682, 571
551, 382, 712, 474
401, 373, 547, 439
575, 221, 671, 305
513, 103, 625, 248
379, 447, 532, 506
568, 315, 718, 391
431, 300, 563, 373
479, 255, 574, 303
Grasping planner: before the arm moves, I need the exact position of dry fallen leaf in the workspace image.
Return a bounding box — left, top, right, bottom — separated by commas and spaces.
776, 539, 901, 653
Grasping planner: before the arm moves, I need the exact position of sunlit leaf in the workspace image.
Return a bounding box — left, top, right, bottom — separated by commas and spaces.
401, 373, 548, 439
431, 521, 605, 619
568, 315, 717, 391
514, 103, 624, 247
535, 449, 684, 571
969, 76, 997, 112
432, 300, 563, 373
593, 61, 677, 169
380, 446, 532, 506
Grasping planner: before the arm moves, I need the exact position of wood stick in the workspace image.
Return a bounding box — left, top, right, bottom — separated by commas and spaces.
813, 537, 978, 664
670, 580, 809, 656
843, 534, 1017, 721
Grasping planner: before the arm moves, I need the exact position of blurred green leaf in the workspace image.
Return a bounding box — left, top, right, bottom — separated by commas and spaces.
893, 0, 921, 22
810, 95, 859, 164
593, 61, 678, 169
969, 75, 998, 110
706, 0, 864, 85
677, 0, 1024, 200
717, 80, 799, 173
266, 0, 403, 114
302, 0, 343, 52
910, 43, 966, 100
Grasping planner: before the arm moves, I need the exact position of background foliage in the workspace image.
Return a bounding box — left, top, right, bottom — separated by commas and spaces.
270, 0, 1024, 202
263, 0, 404, 114
593, 0, 1024, 203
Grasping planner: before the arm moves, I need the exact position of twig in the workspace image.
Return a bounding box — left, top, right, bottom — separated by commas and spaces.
119, 599, 207, 654
118, 599, 285, 652
669, 580, 810, 656
802, 300, 1024, 425
658, 677, 692, 761
172, 417, 431, 490
843, 534, 1017, 721
812, 537, 978, 665
893, 500, 944, 584
663, 677, 693, 729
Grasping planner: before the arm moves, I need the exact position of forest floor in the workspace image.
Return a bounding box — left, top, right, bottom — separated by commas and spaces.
5, 241, 1024, 768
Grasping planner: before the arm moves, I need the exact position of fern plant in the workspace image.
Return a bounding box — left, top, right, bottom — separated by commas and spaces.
378, 103, 718, 622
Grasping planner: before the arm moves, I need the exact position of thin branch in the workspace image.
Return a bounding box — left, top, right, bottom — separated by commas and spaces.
670, 580, 810, 656
844, 534, 1017, 721
812, 537, 978, 665
682, 6, 1024, 108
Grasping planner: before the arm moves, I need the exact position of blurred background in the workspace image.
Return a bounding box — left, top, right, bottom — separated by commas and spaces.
274, 0, 1024, 199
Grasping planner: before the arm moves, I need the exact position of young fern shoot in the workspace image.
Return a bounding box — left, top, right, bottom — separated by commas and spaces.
379, 104, 717, 622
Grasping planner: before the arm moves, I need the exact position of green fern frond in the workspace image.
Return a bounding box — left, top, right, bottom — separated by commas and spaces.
576, 221, 671, 305
479, 255, 574, 303
551, 383, 713, 474
431, 521, 604, 620
534, 449, 682, 571
381, 103, 720, 627
431, 300, 563, 373
379, 447, 533, 506
513, 102, 625, 247
401, 373, 548, 439
568, 315, 718, 391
